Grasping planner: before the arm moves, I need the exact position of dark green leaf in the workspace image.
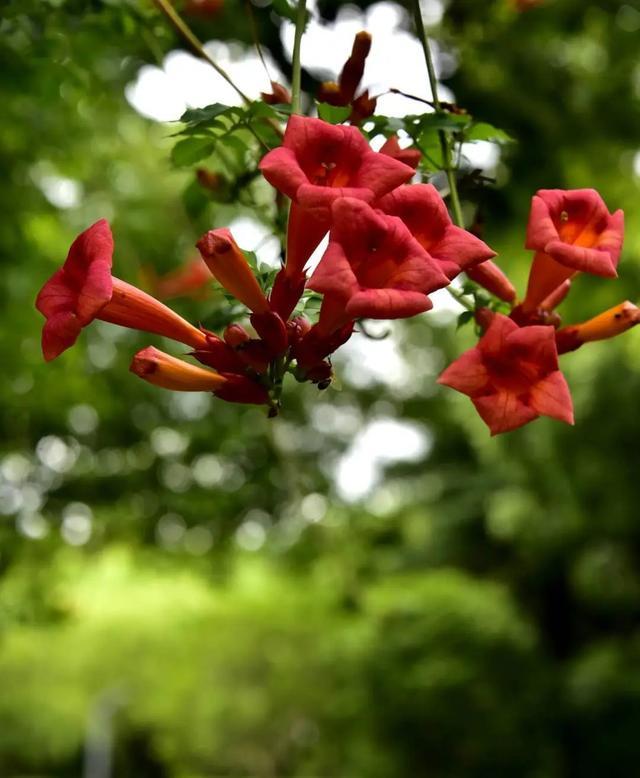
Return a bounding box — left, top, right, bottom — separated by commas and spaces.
456, 310, 475, 330
465, 121, 515, 144
171, 137, 216, 167
179, 103, 232, 125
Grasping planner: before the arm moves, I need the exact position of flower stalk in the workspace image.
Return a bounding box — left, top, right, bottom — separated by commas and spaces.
290, 0, 308, 115
411, 0, 464, 229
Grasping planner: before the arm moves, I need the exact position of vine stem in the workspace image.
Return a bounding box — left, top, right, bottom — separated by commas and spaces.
151, 0, 251, 105
411, 0, 464, 230
412, 0, 472, 311
290, 0, 308, 115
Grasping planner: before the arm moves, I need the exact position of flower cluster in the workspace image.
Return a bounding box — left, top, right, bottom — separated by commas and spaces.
35, 115, 495, 416
36, 118, 637, 434
439, 188, 638, 435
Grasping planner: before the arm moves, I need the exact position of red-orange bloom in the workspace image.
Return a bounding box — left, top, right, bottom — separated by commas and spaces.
438, 313, 574, 435
307, 198, 448, 335
377, 184, 496, 280
259, 116, 415, 277
196, 228, 270, 314
523, 188, 624, 310
36, 220, 207, 361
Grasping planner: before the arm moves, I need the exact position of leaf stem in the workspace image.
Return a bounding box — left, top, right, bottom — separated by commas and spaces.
151, 0, 251, 105
445, 284, 474, 312
290, 0, 308, 115
411, 0, 464, 229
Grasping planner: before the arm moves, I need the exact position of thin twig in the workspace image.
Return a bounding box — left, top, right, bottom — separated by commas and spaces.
151, 0, 251, 105
411, 0, 464, 228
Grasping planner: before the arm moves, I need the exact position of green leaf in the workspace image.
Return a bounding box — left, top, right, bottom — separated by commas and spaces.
316, 102, 351, 124
179, 103, 232, 126
456, 310, 475, 330
408, 112, 471, 134
171, 137, 216, 167
465, 121, 515, 144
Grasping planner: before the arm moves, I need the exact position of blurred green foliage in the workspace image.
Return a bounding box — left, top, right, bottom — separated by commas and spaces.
2, 0, 640, 775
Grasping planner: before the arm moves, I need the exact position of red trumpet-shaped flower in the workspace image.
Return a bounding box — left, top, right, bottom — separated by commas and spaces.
307, 198, 449, 335
259, 116, 415, 278
35, 220, 207, 361
438, 313, 574, 435
522, 188, 624, 311
196, 228, 270, 314
377, 184, 496, 280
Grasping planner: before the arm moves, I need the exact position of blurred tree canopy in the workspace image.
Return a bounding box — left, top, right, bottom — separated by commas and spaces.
2, 0, 640, 775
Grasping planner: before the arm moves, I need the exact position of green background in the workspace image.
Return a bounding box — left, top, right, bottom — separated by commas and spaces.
2, 0, 640, 775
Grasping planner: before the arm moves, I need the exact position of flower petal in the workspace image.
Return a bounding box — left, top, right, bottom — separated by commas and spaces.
528, 370, 574, 425
346, 288, 432, 319
473, 392, 539, 435
438, 347, 490, 396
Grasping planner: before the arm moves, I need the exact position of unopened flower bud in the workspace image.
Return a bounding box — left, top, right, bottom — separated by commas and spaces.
130, 346, 226, 392
224, 323, 250, 347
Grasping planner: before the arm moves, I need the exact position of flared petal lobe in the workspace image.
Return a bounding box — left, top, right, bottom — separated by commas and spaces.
36, 220, 114, 361
377, 184, 496, 279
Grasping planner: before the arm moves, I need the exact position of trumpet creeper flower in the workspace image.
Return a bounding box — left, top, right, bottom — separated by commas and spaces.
438, 313, 574, 435
523, 188, 624, 310
308, 198, 448, 335
36, 220, 207, 361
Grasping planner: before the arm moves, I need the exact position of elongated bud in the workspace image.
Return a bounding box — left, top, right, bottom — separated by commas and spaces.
349, 90, 377, 124
474, 307, 495, 331
339, 31, 372, 103
261, 81, 291, 105
556, 301, 640, 354
213, 374, 270, 405
100, 279, 208, 350
224, 323, 250, 347
269, 268, 307, 320
130, 347, 226, 391
236, 340, 272, 373
540, 279, 572, 311
251, 311, 288, 356
317, 81, 344, 106
197, 229, 270, 313
466, 260, 516, 303
286, 316, 312, 347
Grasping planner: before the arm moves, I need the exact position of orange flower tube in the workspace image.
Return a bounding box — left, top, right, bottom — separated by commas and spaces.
130, 347, 227, 391
556, 301, 640, 354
